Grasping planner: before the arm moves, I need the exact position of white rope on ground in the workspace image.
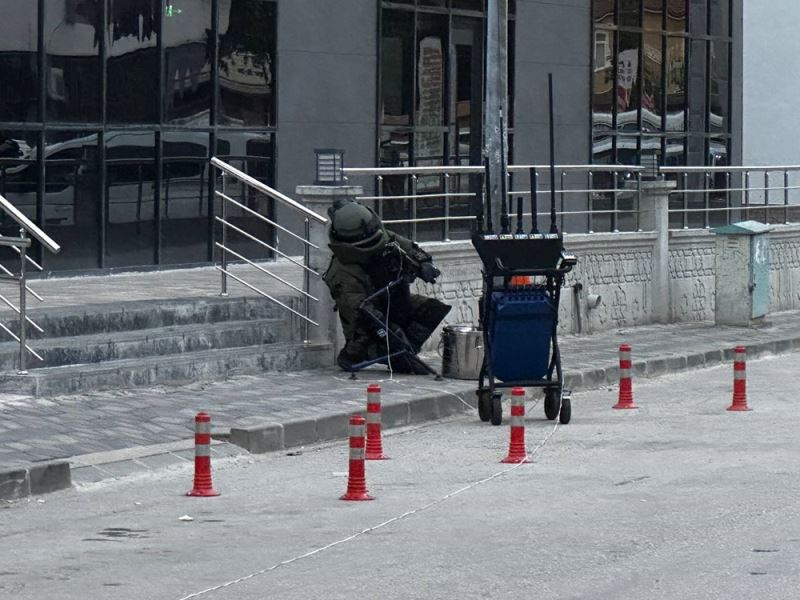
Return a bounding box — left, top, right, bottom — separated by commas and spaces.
175, 408, 562, 600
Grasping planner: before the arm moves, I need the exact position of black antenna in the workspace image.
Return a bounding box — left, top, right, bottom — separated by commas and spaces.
515, 196, 524, 234
499, 110, 510, 234
484, 158, 494, 234
474, 172, 485, 234
529, 167, 539, 234
548, 73, 558, 234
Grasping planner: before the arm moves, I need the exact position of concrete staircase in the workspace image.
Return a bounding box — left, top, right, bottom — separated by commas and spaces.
0, 295, 332, 397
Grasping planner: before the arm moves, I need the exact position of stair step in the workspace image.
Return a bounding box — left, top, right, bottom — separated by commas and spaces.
0, 342, 333, 397
1, 295, 301, 340
0, 318, 293, 371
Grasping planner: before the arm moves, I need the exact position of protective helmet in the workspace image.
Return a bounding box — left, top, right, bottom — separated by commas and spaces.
329, 201, 383, 248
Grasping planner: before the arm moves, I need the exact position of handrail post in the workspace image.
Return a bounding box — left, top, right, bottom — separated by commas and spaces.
560, 171, 566, 233
443, 173, 451, 241
410, 174, 418, 241
785, 170, 790, 224
726, 171, 732, 225
220, 171, 228, 297
303, 218, 311, 344
682, 172, 688, 229
587, 171, 594, 233
611, 172, 619, 233
744, 170, 750, 221
636, 171, 642, 232
703, 172, 710, 229
765, 171, 770, 224
18, 228, 27, 374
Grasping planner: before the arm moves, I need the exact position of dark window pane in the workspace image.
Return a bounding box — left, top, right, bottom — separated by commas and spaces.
107, 0, 160, 123
218, 0, 276, 127
619, 0, 641, 28
381, 10, 414, 126
593, 0, 615, 26
642, 32, 663, 131
452, 16, 484, 164
643, 0, 664, 29
414, 130, 444, 165
105, 131, 156, 267
161, 132, 209, 264
43, 130, 101, 269
709, 0, 729, 37
379, 129, 411, 238
452, 0, 484, 10
593, 29, 615, 132
687, 39, 707, 135
689, 0, 707, 36
709, 40, 729, 134
416, 13, 448, 128
164, 0, 212, 125
45, 0, 102, 123
0, 1, 38, 121
616, 135, 639, 165
664, 136, 685, 165
214, 133, 274, 260
666, 36, 686, 131
617, 32, 641, 132
0, 130, 40, 224
666, 0, 687, 32
419, 0, 447, 7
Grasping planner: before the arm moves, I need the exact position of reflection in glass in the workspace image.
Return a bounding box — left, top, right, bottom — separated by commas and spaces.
665, 36, 686, 131
218, 0, 277, 127
105, 131, 156, 267
619, 0, 641, 28
415, 13, 447, 129
593, 0, 614, 26
709, 0, 730, 37
452, 15, 483, 164
381, 10, 414, 127
687, 39, 707, 136
617, 33, 641, 132
43, 130, 101, 269
45, 0, 102, 123
709, 41, 729, 134
452, 0, 484, 10
107, 0, 160, 123
161, 132, 209, 264
0, 130, 40, 240
689, 0, 707, 36
643, 0, 664, 29
214, 132, 274, 261
593, 30, 615, 133
0, 1, 38, 121
642, 32, 663, 131
414, 133, 446, 242
666, 0, 687, 32
164, 0, 212, 125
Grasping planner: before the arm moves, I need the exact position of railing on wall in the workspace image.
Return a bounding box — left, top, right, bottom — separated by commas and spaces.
0, 194, 61, 373
209, 157, 328, 342
342, 164, 645, 241
660, 165, 800, 230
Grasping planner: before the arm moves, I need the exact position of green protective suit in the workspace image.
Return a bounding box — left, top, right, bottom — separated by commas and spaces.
323, 228, 451, 372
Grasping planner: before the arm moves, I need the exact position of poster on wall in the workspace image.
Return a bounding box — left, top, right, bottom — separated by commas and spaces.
617, 48, 638, 111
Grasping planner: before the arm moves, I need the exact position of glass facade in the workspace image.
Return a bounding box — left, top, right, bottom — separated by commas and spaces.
592, 0, 732, 168
0, 0, 277, 271
379, 1, 514, 241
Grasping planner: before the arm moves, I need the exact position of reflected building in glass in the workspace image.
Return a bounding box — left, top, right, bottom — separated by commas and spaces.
0, 0, 741, 271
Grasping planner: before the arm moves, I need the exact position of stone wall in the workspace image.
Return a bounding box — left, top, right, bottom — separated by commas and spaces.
417, 223, 800, 347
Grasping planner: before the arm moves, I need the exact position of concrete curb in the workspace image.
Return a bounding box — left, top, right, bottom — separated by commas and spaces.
4, 333, 800, 499
0, 461, 71, 501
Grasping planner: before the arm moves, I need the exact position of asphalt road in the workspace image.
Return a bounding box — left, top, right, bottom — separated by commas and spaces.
1, 353, 799, 600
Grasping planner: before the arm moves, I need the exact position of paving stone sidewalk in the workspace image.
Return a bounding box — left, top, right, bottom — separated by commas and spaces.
1, 310, 799, 477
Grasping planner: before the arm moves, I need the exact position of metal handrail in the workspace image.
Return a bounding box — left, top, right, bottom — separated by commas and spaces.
0, 194, 61, 254
0, 194, 60, 373
210, 157, 326, 340
661, 165, 800, 173
211, 156, 327, 224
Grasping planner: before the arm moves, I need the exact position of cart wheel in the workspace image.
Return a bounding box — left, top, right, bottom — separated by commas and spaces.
544, 388, 560, 421
559, 396, 571, 425
477, 390, 491, 422
490, 392, 503, 426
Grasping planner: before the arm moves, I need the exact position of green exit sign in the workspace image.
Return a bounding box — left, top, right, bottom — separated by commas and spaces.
164, 5, 183, 17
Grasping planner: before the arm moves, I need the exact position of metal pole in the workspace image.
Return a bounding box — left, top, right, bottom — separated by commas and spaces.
18, 229, 27, 374
529, 168, 539, 234
484, 0, 509, 232
443, 173, 451, 241
303, 218, 310, 344
682, 172, 688, 229
376, 175, 384, 220
410, 174, 418, 241
745, 170, 750, 220
547, 73, 558, 234
587, 171, 594, 233
220, 172, 228, 296
703, 172, 710, 229
725, 171, 732, 225
636, 171, 642, 232
765, 172, 770, 224
560, 171, 566, 233
785, 170, 790, 224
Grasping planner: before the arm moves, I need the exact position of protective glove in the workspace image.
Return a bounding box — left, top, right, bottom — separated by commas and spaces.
418, 261, 441, 284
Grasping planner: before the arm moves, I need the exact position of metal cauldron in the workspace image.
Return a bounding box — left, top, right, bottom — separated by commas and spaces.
439, 325, 484, 380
